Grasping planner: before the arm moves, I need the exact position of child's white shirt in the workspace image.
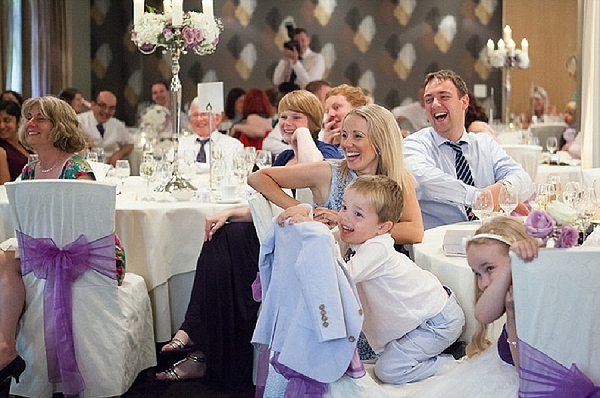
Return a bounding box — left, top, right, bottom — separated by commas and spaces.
344, 233, 448, 353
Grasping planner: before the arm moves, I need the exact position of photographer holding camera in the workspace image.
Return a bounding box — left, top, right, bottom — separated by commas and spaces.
273, 26, 325, 92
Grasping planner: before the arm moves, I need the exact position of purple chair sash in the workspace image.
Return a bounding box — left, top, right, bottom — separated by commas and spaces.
17, 230, 116, 398
518, 338, 600, 398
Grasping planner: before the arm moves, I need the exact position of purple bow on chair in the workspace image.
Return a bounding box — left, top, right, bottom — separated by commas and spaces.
17, 231, 116, 398
519, 339, 600, 398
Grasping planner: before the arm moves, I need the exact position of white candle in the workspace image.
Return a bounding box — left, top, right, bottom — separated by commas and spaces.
163, 0, 172, 15
133, 0, 144, 27
202, 0, 214, 17
507, 38, 516, 57
503, 25, 512, 43
172, 0, 183, 25
487, 39, 495, 57
497, 38, 505, 53
521, 38, 529, 56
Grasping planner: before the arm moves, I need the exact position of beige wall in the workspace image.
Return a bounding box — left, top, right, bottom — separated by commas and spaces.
505, 0, 578, 119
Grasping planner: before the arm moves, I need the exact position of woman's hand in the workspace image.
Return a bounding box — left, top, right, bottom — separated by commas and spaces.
276, 204, 310, 227
313, 207, 338, 229
204, 212, 230, 241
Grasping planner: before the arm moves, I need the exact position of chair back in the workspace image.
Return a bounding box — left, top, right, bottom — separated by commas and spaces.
248, 192, 284, 243
512, 249, 600, 389
5, 180, 115, 246
530, 123, 566, 151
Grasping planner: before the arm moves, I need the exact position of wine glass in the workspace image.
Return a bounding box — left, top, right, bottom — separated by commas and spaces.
28, 153, 38, 164
498, 184, 518, 215
114, 160, 131, 195
243, 147, 257, 174
471, 189, 494, 223
563, 181, 581, 207
546, 136, 558, 163
139, 159, 156, 200
233, 153, 249, 184
255, 150, 272, 169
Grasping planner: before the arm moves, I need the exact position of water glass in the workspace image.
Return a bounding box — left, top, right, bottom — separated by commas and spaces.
86, 151, 98, 163
498, 184, 518, 215
255, 150, 272, 169
546, 136, 558, 155
114, 160, 131, 194
28, 153, 39, 164
244, 147, 257, 174
472, 189, 494, 223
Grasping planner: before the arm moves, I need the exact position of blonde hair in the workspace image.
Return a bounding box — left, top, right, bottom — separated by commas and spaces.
339, 104, 415, 194
346, 175, 404, 223
278, 90, 324, 139
19, 96, 87, 153
325, 84, 368, 108
465, 216, 534, 357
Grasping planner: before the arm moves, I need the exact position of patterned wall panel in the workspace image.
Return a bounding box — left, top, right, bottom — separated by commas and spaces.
90, 0, 502, 126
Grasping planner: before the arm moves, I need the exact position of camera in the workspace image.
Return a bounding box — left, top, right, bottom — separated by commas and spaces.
283, 22, 300, 53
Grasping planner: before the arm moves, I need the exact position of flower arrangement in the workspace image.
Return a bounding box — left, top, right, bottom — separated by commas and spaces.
140, 104, 170, 134
526, 201, 581, 248
131, 10, 223, 55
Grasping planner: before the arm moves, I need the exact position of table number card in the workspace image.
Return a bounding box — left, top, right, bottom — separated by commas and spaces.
197, 82, 224, 113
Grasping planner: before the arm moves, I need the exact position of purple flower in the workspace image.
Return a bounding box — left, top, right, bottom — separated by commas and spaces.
162, 28, 174, 41
555, 226, 579, 248
194, 28, 203, 43
525, 210, 556, 239
182, 27, 195, 46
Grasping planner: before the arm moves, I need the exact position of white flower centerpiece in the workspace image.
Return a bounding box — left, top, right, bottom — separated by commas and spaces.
130, 0, 223, 192
131, 9, 223, 55
486, 25, 529, 125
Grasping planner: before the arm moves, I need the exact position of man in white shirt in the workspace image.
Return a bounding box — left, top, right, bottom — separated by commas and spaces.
78, 90, 134, 166
272, 28, 325, 90
403, 70, 533, 230
178, 97, 243, 167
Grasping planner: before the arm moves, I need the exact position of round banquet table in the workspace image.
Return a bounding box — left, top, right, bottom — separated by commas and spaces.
0, 176, 248, 342
411, 222, 505, 343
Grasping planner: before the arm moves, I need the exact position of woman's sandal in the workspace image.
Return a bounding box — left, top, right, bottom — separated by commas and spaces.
160, 337, 196, 355
159, 353, 206, 382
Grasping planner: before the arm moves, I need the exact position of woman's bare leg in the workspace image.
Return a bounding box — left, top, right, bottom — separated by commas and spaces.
0, 251, 24, 370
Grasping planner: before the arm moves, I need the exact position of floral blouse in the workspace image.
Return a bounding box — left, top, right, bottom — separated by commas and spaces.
19, 154, 126, 285
20, 155, 93, 180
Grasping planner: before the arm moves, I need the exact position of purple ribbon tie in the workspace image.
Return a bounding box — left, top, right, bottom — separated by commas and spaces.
17, 231, 116, 398
518, 338, 600, 398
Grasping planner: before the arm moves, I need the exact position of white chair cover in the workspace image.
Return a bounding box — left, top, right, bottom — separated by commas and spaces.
248, 192, 286, 243
501, 144, 542, 181
581, 167, 600, 189
5, 180, 156, 398
511, 249, 600, 389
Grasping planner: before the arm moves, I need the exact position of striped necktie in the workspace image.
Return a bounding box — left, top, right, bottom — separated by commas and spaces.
196, 138, 209, 163
445, 141, 478, 221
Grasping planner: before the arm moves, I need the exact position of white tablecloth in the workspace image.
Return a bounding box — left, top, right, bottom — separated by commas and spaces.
536, 164, 582, 186
501, 144, 542, 181
411, 222, 505, 342
0, 177, 247, 342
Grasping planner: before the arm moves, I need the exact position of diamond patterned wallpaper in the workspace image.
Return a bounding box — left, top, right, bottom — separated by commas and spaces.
90, 0, 502, 126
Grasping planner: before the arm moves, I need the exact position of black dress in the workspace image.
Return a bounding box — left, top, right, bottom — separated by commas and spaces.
179, 222, 261, 389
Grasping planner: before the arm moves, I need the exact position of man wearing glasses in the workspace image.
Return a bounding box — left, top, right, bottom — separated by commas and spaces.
78, 90, 134, 166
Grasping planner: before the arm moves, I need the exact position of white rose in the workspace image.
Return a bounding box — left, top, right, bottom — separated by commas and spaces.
546, 200, 578, 226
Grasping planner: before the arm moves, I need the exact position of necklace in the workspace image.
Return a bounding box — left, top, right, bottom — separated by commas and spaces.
39, 159, 61, 173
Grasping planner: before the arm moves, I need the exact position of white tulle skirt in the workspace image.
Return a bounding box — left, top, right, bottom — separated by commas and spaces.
324, 347, 519, 398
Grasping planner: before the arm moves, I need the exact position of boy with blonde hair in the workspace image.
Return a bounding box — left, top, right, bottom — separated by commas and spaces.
281, 174, 465, 384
